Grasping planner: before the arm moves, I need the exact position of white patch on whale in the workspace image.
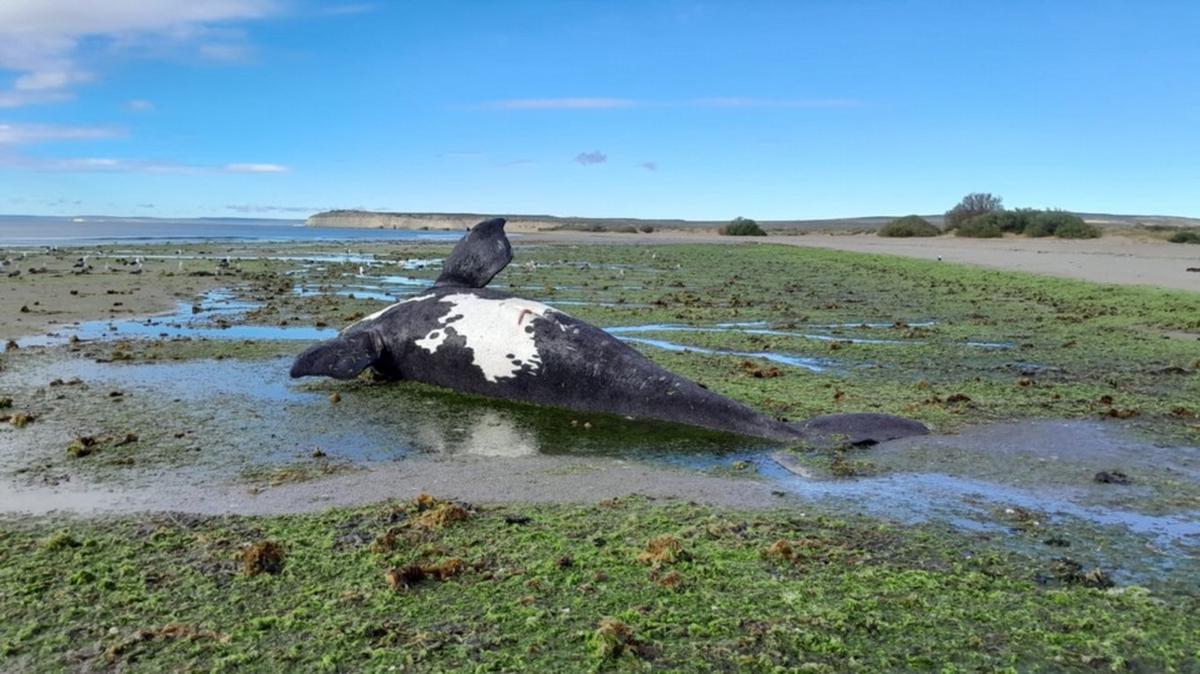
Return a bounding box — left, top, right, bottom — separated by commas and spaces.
413, 293, 561, 382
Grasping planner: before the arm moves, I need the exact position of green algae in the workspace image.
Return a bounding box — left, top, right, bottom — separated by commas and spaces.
2, 498, 1197, 672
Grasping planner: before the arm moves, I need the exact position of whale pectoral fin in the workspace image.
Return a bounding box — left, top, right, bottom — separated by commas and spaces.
434, 218, 512, 288
290, 332, 381, 379
796, 413, 929, 447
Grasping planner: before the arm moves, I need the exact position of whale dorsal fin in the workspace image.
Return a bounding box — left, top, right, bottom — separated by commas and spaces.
434, 218, 512, 288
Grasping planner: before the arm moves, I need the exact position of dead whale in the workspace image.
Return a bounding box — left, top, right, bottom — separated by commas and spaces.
291, 218, 927, 444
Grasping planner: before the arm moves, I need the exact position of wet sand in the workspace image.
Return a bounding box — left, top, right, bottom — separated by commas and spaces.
0, 454, 793, 516
0, 257, 221, 341
4, 416, 1197, 564
4, 232, 1195, 343
518, 230, 1200, 293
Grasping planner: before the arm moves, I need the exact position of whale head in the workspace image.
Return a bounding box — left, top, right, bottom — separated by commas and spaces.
290, 329, 382, 379
291, 218, 514, 380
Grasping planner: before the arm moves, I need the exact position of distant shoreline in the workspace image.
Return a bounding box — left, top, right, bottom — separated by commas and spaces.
304, 209, 904, 234
305, 209, 1200, 235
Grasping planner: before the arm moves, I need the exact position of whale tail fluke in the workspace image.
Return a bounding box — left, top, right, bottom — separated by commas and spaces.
290, 331, 381, 379
793, 413, 928, 447
435, 218, 512, 289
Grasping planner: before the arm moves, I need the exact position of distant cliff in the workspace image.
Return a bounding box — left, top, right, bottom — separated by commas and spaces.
305, 210, 703, 233
303, 209, 904, 233
307, 210, 494, 230
305, 209, 1198, 233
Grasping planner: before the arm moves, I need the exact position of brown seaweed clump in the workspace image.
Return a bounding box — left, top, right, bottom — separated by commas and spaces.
384, 557, 467, 591
591, 618, 648, 660
409, 493, 470, 530
241, 540, 286, 576
637, 535, 685, 567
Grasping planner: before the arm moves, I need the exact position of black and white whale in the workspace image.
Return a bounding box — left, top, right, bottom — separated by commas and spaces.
291, 218, 927, 445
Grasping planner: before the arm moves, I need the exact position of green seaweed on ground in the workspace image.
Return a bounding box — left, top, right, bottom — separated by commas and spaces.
1, 498, 1198, 672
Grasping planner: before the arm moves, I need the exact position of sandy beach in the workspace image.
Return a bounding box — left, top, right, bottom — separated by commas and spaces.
775, 233, 1200, 292
515, 230, 1200, 293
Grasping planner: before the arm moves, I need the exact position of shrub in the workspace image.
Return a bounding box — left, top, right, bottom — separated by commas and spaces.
1023, 213, 1056, 238
955, 216, 1003, 238
1168, 230, 1200, 244
878, 215, 940, 237
1025, 210, 1097, 238
720, 217, 766, 236
944, 192, 1003, 230
963, 210, 1030, 235
1053, 217, 1101, 239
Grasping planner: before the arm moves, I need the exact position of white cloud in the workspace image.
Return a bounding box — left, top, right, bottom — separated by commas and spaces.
223, 162, 289, 173
0, 1, 277, 107
0, 156, 196, 173
14, 69, 93, 91
0, 122, 121, 145
0, 89, 73, 108
473, 97, 863, 111
227, 203, 319, 213
126, 98, 155, 111
0, 153, 289, 175
687, 97, 862, 108
480, 98, 637, 110
574, 151, 607, 166
198, 43, 254, 62
0, 1, 276, 34
316, 3, 376, 16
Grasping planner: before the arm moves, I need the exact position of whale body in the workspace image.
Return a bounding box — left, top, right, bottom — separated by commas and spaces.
291, 218, 927, 444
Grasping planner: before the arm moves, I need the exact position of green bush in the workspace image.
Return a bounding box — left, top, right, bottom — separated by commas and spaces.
954, 216, 1003, 238
944, 192, 1003, 230
878, 215, 940, 237
1168, 230, 1200, 244
720, 217, 766, 236
962, 210, 1031, 235
1053, 217, 1101, 239
1023, 214, 1056, 237
1025, 210, 1097, 238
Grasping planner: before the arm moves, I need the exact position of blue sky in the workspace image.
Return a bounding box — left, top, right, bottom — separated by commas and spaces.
1, 1, 1198, 220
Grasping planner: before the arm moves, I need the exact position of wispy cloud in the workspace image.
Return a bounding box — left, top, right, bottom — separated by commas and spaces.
687, 97, 861, 108
223, 162, 289, 173
125, 98, 155, 112
473, 97, 863, 111
198, 43, 254, 62
0, 1, 277, 107
574, 151, 607, 166
0, 156, 198, 173
226, 204, 319, 213
0, 154, 290, 175
478, 98, 637, 110
315, 3, 377, 16
639, 161, 657, 172
0, 122, 122, 145
440, 151, 487, 160
0, 89, 74, 108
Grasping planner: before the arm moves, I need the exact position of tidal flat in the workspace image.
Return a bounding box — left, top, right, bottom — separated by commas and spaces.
1, 240, 1199, 671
